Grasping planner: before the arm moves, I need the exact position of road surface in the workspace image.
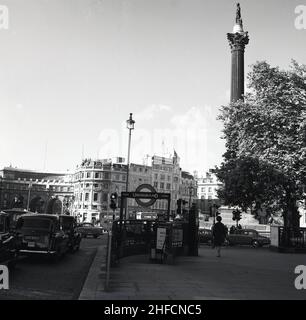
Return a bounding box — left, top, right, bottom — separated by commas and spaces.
0, 236, 106, 300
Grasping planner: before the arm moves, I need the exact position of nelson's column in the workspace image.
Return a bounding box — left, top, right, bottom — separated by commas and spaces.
227, 3, 249, 102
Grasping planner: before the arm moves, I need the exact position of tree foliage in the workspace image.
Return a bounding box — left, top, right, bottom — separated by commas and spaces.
215, 60, 306, 228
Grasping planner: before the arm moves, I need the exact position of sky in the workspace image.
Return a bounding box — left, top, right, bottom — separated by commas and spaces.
0, 0, 305, 175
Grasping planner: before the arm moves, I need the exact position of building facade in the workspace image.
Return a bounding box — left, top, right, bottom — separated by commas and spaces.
72, 153, 197, 223
180, 171, 197, 211
197, 170, 222, 201
72, 158, 127, 223
0, 167, 74, 214
196, 170, 223, 222
1, 153, 197, 223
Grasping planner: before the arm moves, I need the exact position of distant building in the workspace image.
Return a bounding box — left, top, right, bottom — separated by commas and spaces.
197, 170, 222, 200
0, 167, 73, 214
72, 153, 197, 223
1, 152, 197, 223
72, 158, 127, 223
180, 171, 197, 210
196, 170, 223, 219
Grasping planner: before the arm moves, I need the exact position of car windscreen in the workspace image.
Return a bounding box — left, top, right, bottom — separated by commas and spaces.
17, 217, 52, 230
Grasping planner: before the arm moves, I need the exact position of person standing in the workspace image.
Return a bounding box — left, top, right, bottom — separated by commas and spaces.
212, 216, 228, 257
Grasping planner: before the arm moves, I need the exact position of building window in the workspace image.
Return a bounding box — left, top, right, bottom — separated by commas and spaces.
160, 182, 164, 189
208, 187, 212, 192
92, 205, 97, 210
94, 183, 99, 188
104, 173, 110, 180
93, 193, 98, 201
166, 183, 171, 190
103, 193, 108, 202
160, 174, 165, 180
122, 175, 126, 181
87, 172, 91, 178
80, 193, 83, 201
201, 187, 205, 192
154, 174, 158, 180
86, 183, 90, 188
154, 182, 158, 188
95, 172, 99, 179
85, 193, 89, 201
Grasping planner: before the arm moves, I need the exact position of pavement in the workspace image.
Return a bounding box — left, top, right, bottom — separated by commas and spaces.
79, 244, 306, 300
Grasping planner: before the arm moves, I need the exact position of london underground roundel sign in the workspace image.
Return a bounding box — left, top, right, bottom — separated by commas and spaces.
135, 184, 157, 207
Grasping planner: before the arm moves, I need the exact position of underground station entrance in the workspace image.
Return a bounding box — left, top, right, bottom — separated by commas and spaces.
108, 184, 198, 267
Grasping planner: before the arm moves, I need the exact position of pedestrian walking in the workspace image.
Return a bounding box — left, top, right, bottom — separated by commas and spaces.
212, 216, 228, 257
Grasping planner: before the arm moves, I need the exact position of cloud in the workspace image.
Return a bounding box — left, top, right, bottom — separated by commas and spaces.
135, 104, 172, 121
98, 104, 224, 175
16, 103, 24, 111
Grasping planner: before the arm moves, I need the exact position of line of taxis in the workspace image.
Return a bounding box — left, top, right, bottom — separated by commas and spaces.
0, 209, 82, 268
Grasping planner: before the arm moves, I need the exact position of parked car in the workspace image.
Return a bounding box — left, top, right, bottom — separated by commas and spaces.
76, 222, 103, 238
227, 229, 270, 248
59, 215, 81, 252
0, 212, 20, 268
198, 229, 213, 245
16, 214, 70, 260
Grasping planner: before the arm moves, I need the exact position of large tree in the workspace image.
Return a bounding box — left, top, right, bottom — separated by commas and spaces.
215, 61, 306, 232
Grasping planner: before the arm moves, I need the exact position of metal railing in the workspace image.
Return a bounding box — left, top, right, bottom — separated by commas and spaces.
279, 227, 306, 248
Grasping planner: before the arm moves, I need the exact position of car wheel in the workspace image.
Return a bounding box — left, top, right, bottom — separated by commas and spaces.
93, 235, 98, 239
252, 240, 260, 248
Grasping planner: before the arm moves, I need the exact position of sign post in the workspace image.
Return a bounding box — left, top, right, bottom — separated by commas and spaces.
119, 184, 171, 222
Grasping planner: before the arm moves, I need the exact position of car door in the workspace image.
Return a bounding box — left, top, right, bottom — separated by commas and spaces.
240, 230, 252, 245
228, 230, 240, 244
0, 217, 12, 261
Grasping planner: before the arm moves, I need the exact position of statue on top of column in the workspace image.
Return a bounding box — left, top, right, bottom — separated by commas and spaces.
236, 3, 242, 24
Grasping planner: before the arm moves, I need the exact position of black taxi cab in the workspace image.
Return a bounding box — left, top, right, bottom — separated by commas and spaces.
0, 212, 20, 267
59, 215, 81, 253
16, 214, 70, 260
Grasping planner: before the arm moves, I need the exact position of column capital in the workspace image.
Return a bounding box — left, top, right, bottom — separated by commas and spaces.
227, 32, 249, 51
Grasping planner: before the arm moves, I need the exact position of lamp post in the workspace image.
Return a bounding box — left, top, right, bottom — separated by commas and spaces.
26, 180, 33, 211
125, 113, 135, 219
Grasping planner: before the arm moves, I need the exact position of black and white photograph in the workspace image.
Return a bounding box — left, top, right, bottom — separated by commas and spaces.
0, 0, 306, 312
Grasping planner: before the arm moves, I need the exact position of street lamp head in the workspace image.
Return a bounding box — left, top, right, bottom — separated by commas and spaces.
126, 113, 135, 130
